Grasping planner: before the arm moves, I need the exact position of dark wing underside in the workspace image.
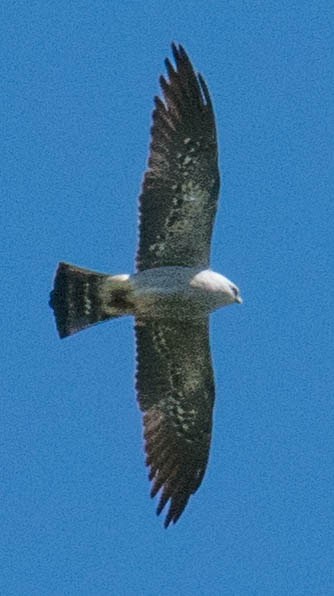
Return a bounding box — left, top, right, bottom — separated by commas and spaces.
136, 43, 220, 271
135, 317, 215, 527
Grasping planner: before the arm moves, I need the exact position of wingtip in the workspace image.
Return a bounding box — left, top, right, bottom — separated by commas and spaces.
171, 42, 184, 65
171, 42, 188, 64
171, 41, 178, 54
171, 41, 185, 53
155, 490, 185, 529
197, 72, 212, 108
163, 511, 173, 528
160, 505, 174, 529
163, 507, 182, 529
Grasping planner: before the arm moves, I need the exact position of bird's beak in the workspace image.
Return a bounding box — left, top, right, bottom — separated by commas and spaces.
235, 295, 243, 304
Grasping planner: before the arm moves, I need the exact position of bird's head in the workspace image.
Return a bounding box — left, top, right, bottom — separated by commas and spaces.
227, 280, 243, 305
191, 270, 243, 307
216, 275, 242, 306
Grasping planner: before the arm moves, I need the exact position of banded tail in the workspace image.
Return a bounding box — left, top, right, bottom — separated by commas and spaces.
49, 262, 133, 338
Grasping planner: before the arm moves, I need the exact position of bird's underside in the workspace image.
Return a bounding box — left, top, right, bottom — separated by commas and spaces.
50, 44, 241, 527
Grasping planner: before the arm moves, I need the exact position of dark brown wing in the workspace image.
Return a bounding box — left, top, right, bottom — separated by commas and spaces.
136, 43, 220, 272
135, 317, 215, 527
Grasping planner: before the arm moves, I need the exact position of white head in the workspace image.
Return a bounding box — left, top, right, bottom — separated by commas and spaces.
224, 277, 243, 305
191, 270, 243, 308
214, 272, 242, 306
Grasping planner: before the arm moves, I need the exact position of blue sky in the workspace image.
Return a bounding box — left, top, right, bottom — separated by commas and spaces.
2, 1, 333, 594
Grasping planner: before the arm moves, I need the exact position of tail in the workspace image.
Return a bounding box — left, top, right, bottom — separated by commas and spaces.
49, 262, 133, 338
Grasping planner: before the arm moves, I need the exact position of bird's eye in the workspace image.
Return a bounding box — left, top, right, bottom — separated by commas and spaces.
231, 287, 238, 297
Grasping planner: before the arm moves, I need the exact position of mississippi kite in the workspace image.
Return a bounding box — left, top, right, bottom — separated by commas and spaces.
50, 43, 242, 527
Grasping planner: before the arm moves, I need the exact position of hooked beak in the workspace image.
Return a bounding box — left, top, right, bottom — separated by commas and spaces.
235, 295, 243, 304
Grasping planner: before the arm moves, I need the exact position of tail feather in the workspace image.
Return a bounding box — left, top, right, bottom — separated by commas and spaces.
49, 262, 122, 338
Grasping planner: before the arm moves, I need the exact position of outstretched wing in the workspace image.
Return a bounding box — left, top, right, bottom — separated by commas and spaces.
135, 317, 215, 527
136, 43, 220, 272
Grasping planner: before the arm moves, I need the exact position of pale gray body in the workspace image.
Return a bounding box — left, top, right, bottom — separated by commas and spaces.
102, 266, 241, 320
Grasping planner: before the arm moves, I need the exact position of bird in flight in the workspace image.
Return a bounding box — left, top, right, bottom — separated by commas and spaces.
50, 43, 242, 528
